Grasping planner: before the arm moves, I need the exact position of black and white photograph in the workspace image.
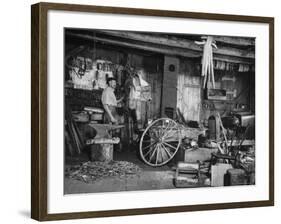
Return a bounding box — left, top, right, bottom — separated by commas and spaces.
63, 28, 256, 194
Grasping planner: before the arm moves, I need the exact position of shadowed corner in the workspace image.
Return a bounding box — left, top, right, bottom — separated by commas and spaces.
18, 210, 30, 218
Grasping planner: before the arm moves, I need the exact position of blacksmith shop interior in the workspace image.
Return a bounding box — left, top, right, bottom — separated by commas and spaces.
64, 28, 255, 194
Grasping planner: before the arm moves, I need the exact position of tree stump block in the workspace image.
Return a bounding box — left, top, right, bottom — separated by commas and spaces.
90, 144, 114, 162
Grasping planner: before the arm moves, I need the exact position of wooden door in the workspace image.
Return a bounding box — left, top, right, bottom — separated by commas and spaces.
177, 75, 201, 122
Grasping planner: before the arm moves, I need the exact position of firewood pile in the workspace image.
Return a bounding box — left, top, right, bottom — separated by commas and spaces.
65, 161, 142, 183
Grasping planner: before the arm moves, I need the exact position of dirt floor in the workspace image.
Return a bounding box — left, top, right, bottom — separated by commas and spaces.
64, 146, 184, 194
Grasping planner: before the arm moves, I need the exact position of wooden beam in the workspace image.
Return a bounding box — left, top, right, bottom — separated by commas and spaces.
213, 35, 255, 46
66, 31, 200, 58
97, 30, 255, 59
213, 55, 253, 64
99, 30, 202, 50
66, 31, 254, 64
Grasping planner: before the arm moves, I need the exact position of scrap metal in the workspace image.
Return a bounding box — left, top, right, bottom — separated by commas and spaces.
65, 161, 142, 183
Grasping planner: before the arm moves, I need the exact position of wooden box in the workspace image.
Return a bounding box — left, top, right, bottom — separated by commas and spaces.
225, 169, 247, 186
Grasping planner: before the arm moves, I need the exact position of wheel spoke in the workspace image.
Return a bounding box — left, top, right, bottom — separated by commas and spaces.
142, 141, 157, 150
161, 143, 172, 158
158, 144, 165, 164
158, 144, 171, 164
161, 147, 169, 162
155, 145, 159, 165
142, 139, 157, 143
163, 142, 178, 151
143, 144, 156, 158
160, 148, 164, 164
148, 144, 158, 163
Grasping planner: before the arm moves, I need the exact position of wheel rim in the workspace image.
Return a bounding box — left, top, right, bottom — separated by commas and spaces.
139, 118, 181, 166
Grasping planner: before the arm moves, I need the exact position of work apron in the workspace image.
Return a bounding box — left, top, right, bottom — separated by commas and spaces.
104, 105, 118, 124
104, 105, 124, 151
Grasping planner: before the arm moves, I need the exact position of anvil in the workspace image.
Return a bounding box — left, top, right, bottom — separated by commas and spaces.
86, 123, 125, 161
87, 123, 124, 139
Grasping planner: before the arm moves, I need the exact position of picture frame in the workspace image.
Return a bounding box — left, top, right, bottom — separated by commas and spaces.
31, 2, 274, 221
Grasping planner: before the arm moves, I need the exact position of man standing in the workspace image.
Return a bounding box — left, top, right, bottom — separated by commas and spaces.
101, 77, 123, 124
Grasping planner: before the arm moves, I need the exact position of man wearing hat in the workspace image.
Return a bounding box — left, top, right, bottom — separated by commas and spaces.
101, 77, 123, 124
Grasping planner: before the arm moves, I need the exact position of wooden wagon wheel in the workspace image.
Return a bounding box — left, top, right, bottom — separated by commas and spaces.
139, 118, 181, 167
